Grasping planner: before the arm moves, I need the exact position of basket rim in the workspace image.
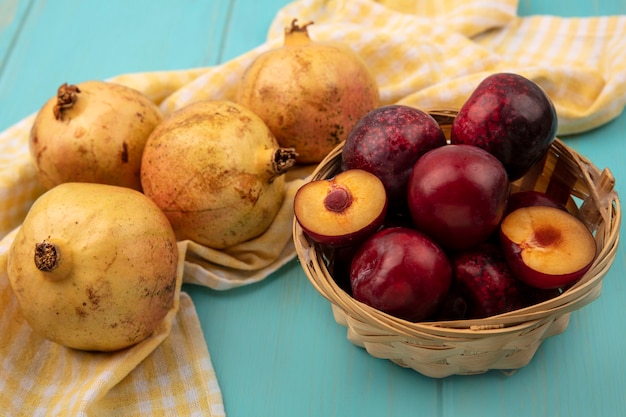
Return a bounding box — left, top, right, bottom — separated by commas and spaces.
294, 214, 615, 339
293, 109, 621, 338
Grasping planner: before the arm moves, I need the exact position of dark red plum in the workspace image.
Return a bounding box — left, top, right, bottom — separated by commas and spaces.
407, 144, 509, 251
452, 243, 528, 319
341, 105, 446, 208
505, 190, 567, 215
328, 245, 359, 295
350, 227, 452, 322
433, 289, 468, 321
525, 286, 565, 305
450, 72, 557, 180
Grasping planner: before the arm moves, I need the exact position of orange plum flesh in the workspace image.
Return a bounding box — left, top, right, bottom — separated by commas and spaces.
500, 206, 596, 289
294, 169, 387, 247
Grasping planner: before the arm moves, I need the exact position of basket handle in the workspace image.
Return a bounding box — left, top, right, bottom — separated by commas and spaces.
578, 167, 617, 231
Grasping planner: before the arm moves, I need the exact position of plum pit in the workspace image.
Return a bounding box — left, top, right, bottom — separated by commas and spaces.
324, 186, 353, 212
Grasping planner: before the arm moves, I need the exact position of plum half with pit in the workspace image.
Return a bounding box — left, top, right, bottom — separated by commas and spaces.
294, 169, 387, 248
341, 104, 447, 209
500, 206, 597, 289
407, 144, 510, 251
450, 72, 557, 180
350, 227, 452, 322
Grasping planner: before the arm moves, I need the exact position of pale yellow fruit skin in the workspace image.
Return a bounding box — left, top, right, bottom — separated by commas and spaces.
141, 100, 287, 249
237, 40, 380, 164
7, 182, 179, 352
29, 80, 163, 191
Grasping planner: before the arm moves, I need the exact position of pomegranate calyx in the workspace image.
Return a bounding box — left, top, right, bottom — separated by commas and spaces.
34, 241, 61, 272
54, 82, 81, 120
284, 19, 314, 46
272, 147, 298, 177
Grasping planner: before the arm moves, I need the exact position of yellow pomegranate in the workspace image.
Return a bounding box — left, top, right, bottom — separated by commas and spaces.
237, 19, 380, 164
7, 182, 179, 352
141, 100, 297, 249
29, 81, 163, 191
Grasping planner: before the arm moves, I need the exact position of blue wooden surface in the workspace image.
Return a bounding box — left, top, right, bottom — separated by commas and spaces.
1, 1, 625, 416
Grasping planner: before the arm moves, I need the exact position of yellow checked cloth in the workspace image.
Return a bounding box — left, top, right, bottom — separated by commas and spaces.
1, 0, 625, 415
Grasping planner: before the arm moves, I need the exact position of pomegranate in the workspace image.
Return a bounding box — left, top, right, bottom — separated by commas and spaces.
236, 19, 380, 164
7, 182, 179, 352
29, 81, 163, 191
140, 100, 297, 249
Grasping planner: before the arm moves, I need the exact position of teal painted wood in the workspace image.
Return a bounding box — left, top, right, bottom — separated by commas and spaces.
0, 0, 233, 131
518, 0, 626, 17
0, 1, 624, 416
0, 0, 32, 63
